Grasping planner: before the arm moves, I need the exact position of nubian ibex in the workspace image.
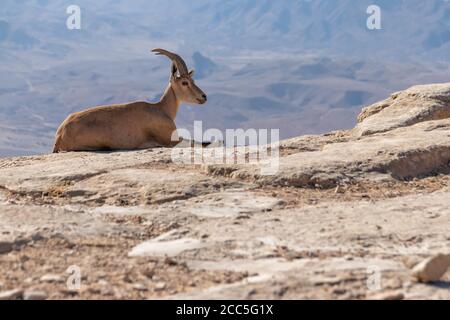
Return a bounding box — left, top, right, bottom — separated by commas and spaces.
53, 48, 207, 152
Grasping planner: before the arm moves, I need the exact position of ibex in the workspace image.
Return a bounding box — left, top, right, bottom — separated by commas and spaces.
53, 49, 207, 153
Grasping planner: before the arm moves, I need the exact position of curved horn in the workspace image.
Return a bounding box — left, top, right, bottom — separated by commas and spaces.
151, 48, 189, 76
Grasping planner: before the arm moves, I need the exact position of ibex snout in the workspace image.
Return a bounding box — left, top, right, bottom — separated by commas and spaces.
197, 94, 207, 104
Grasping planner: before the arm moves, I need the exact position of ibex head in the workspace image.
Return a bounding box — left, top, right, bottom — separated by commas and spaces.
152, 48, 207, 105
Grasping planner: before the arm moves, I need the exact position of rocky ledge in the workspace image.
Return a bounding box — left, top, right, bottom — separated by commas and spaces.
0, 83, 449, 300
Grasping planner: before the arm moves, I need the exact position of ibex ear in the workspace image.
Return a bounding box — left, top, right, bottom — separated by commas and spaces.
188, 69, 195, 77
171, 63, 178, 79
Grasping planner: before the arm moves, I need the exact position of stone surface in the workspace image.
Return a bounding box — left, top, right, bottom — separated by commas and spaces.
354, 83, 450, 136
0, 289, 23, 300
207, 119, 450, 187
0, 83, 449, 299
129, 236, 205, 258
412, 254, 450, 283
23, 290, 48, 300
40, 274, 64, 283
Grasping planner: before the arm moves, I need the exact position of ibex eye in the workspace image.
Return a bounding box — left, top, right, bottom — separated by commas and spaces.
182, 81, 189, 86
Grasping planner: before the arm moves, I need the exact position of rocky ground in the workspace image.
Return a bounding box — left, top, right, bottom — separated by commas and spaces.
0, 83, 449, 300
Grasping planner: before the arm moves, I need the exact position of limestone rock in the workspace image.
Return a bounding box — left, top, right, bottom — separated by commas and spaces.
0, 289, 23, 300
412, 254, 450, 283
354, 83, 450, 137
23, 290, 48, 300
207, 119, 450, 187
129, 235, 205, 258
40, 274, 64, 283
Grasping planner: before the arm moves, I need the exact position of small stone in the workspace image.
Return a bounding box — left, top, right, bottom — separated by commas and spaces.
24, 277, 34, 284
40, 274, 64, 283
154, 282, 166, 291
98, 280, 109, 286
132, 283, 148, 291
0, 289, 23, 300
100, 288, 115, 296
412, 254, 450, 283
23, 290, 48, 300
31, 233, 45, 242
332, 288, 347, 295
129, 237, 205, 258
383, 278, 403, 290
183, 186, 198, 196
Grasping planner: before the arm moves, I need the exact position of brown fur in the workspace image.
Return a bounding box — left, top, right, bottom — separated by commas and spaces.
53, 63, 206, 153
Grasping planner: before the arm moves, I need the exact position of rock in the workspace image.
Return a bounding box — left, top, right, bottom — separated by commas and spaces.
154, 282, 166, 291
23, 290, 48, 300
179, 190, 282, 218
31, 233, 45, 242
129, 237, 205, 258
132, 283, 148, 292
207, 119, 450, 187
40, 274, 64, 283
412, 254, 450, 283
23, 277, 34, 284
354, 83, 450, 137
0, 289, 23, 300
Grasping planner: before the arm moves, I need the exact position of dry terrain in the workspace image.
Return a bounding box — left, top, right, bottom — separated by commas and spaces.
0, 83, 449, 300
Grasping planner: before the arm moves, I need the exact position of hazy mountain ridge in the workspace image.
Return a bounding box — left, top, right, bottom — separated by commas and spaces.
2, 0, 449, 58
0, 1, 449, 156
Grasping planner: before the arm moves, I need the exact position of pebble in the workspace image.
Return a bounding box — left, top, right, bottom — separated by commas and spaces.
332, 288, 347, 295
24, 277, 34, 284
98, 280, 109, 286
412, 254, 450, 283
0, 289, 23, 300
23, 290, 48, 300
154, 282, 166, 291
40, 274, 64, 283
132, 283, 148, 291
31, 233, 45, 242
128, 237, 204, 257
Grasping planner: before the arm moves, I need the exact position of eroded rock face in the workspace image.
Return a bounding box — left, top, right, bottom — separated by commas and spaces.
0, 83, 449, 299
206, 83, 450, 188
207, 119, 450, 188
354, 83, 450, 137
